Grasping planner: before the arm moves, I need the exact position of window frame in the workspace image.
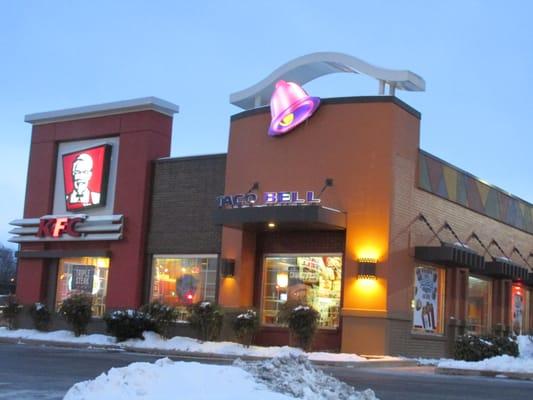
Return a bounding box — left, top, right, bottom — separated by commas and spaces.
466, 274, 493, 335
150, 254, 219, 315
260, 252, 343, 330
55, 256, 110, 318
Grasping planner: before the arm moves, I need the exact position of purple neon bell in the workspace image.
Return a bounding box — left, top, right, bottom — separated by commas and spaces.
268, 80, 320, 136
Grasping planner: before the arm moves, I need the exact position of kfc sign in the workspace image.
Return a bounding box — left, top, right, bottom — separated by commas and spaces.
62, 144, 111, 211
36, 216, 85, 238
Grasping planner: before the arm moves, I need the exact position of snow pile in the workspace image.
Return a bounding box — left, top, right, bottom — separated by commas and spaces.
0, 327, 372, 362
0, 327, 114, 346
438, 355, 533, 373
434, 335, 533, 373
235, 355, 377, 400
64, 358, 291, 400
517, 335, 533, 358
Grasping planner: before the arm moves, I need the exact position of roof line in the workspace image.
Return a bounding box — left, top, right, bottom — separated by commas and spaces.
230, 52, 425, 110
25, 97, 180, 125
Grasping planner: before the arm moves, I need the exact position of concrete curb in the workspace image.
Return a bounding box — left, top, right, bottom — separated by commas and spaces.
0, 336, 416, 368
435, 367, 533, 381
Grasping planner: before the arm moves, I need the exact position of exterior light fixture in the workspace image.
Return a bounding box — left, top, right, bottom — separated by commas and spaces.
267, 222, 276, 229
220, 258, 235, 278
357, 258, 377, 279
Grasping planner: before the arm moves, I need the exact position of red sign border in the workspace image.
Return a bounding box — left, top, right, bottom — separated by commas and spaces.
61, 144, 112, 212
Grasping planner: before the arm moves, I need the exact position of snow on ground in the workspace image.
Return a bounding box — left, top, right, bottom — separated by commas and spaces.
418, 336, 533, 374
437, 355, 533, 374
236, 355, 377, 400
64, 356, 378, 400
64, 358, 291, 400
0, 327, 369, 362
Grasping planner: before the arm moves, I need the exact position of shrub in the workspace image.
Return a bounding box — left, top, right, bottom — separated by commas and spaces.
59, 293, 93, 337
232, 309, 259, 347
29, 302, 51, 331
287, 305, 320, 351
454, 334, 519, 361
0, 295, 23, 330
139, 301, 178, 338
104, 309, 151, 342
188, 301, 223, 342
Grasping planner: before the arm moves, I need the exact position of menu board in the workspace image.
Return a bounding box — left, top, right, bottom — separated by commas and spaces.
69, 264, 95, 293
413, 266, 439, 333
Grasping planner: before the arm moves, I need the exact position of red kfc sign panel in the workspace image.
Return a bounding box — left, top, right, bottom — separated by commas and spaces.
62, 144, 111, 211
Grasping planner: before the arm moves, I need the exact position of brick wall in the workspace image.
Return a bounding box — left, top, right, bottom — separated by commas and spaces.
388, 144, 533, 356
146, 154, 226, 254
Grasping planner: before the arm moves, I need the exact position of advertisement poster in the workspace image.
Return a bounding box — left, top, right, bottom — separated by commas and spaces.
70, 264, 95, 293
62, 144, 111, 211
413, 266, 439, 333
512, 286, 524, 335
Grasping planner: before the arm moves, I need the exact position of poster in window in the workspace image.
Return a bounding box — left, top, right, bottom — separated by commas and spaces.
69, 264, 95, 293
62, 144, 111, 211
413, 266, 439, 333
512, 286, 523, 335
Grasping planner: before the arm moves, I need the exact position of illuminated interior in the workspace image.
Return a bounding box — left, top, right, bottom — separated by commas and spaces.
151, 255, 217, 320
512, 284, 526, 335
55, 257, 110, 317
466, 276, 492, 334
261, 254, 342, 328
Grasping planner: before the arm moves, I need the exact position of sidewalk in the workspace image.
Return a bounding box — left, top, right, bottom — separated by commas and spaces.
436, 366, 533, 381
0, 331, 416, 368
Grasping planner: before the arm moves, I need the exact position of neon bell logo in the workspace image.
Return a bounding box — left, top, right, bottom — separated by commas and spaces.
268, 80, 320, 136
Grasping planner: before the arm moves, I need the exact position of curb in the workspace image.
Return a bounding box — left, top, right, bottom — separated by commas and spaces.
0, 336, 417, 368
435, 367, 533, 381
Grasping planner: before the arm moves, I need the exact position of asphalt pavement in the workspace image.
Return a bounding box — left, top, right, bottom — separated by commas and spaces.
0, 342, 531, 399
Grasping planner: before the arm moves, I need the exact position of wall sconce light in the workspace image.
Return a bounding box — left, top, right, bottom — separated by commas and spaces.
220, 258, 235, 278
357, 258, 377, 279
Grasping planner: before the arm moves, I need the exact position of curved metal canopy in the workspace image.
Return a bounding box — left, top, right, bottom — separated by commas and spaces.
230, 52, 425, 110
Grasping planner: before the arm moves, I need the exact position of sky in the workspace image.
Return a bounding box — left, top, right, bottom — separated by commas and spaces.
1, 1, 532, 247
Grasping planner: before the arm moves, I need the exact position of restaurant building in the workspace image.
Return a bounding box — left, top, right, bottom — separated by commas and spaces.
10, 53, 533, 357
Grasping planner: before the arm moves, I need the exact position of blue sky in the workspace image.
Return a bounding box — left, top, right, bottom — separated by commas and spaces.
1, 1, 532, 246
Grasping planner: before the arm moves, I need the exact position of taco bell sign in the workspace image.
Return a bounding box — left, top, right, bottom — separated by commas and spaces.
217, 191, 320, 208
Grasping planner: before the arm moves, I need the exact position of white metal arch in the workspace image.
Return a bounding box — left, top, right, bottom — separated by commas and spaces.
230, 52, 425, 110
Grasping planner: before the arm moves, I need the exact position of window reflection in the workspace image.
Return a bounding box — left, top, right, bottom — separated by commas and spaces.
466, 276, 491, 334
56, 257, 109, 317
262, 255, 342, 329
151, 255, 217, 320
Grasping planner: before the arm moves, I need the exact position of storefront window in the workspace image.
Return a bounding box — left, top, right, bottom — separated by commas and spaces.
466, 276, 492, 334
412, 266, 445, 335
55, 257, 110, 317
512, 284, 527, 335
261, 255, 342, 329
151, 255, 218, 320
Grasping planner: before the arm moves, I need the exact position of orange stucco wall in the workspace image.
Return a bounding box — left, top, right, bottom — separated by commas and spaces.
219, 98, 421, 353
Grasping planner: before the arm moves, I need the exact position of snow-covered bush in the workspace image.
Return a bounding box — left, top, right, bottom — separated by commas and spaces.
188, 301, 223, 342
29, 302, 51, 331
59, 293, 93, 337
104, 309, 151, 342
139, 301, 178, 339
0, 295, 23, 330
454, 334, 519, 361
232, 309, 259, 347
287, 305, 320, 351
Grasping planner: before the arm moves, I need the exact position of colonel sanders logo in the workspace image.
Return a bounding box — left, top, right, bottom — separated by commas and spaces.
62, 145, 111, 211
